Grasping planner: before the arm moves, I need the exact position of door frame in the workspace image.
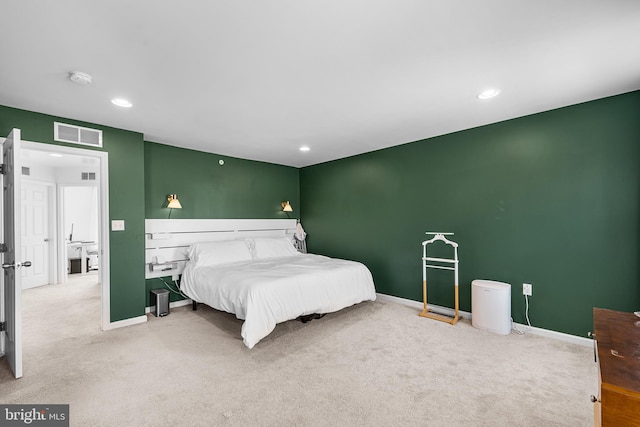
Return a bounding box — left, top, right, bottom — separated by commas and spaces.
20, 141, 111, 331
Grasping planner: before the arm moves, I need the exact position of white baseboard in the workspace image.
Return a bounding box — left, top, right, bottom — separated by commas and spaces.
103, 315, 147, 331
144, 298, 192, 314
511, 323, 591, 347
375, 293, 592, 347
102, 300, 192, 330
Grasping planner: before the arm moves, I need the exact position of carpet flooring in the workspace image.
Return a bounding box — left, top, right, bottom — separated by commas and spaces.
0, 275, 597, 426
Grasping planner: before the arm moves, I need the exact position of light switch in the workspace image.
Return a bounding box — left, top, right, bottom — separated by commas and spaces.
111, 220, 125, 231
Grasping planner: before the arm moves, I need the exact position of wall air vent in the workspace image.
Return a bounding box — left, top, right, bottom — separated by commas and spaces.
81, 172, 96, 181
54, 122, 103, 147
21, 167, 31, 176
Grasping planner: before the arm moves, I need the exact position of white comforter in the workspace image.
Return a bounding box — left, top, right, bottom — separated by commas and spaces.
180, 254, 376, 348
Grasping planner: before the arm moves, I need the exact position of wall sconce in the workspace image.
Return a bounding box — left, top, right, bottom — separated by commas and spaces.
167, 194, 182, 218
281, 201, 293, 219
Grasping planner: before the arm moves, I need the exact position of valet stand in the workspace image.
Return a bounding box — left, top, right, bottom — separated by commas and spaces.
419, 232, 459, 325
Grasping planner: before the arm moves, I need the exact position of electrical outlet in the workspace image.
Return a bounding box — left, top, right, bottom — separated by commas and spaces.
523, 283, 533, 296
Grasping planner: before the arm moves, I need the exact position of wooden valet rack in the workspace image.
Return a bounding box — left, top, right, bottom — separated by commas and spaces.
419, 232, 459, 325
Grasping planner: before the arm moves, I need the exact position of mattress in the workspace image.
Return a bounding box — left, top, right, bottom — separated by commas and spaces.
181, 253, 376, 348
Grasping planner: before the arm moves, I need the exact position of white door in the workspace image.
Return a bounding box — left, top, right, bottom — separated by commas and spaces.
21, 181, 50, 289
1, 128, 30, 379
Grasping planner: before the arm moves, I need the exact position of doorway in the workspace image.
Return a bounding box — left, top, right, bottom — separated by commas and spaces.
20, 141, 111, 331
1, 133, 111, 379
62, 186, 99, 279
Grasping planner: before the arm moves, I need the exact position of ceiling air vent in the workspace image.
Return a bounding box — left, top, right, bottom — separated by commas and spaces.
81, 172, 96, 181
54, 122, 103, 147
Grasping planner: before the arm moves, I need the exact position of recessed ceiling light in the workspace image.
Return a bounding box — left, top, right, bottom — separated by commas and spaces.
299, 146, 310, 152
111, 98, 133, 108
49, 153, 63, 157
477, 88, 501, 100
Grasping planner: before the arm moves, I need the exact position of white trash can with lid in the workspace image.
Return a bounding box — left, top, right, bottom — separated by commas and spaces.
471, 279, 511, 335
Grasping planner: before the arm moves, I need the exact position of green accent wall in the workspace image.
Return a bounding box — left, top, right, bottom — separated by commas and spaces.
300, 91, 640, 337
144, 141, 300, 220
143, 141, 300, 305
0, 105, 146, 322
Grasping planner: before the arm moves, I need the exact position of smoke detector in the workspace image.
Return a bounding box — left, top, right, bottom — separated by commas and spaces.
69, 71, 93, 85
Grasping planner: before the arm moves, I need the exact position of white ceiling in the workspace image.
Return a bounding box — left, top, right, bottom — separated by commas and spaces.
1, 1, 639, 168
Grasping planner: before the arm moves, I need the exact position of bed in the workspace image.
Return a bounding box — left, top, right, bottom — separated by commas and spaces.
180, 237, 377, 348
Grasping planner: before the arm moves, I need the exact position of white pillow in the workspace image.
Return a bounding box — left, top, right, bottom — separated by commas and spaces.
253, 237, 300, 259
188, 240, 252, 267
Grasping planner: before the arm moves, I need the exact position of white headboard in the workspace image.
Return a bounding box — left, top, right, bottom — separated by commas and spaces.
145, 219, 297, 279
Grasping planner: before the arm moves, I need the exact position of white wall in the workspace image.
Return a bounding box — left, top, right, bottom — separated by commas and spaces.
20, 159, 100, 244
55, 165, 99, 184
21, 149, 101, 275
64, 186, 98, 243
21, 160, 99, 186
20, 161, 100, 244
21, 162, 55, 182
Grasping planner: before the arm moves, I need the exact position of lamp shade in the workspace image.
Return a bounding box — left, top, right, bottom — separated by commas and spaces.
282, 201, 293, 212
167, 194, 182, 209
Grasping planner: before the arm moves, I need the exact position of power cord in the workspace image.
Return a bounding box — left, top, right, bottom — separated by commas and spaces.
157, 276, 188, 299
511, 294, 532, 335
511, 317, 524, 335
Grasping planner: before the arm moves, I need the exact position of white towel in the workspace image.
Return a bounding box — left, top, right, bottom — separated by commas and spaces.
293, 222, 308, 253
295, 222, 306, 241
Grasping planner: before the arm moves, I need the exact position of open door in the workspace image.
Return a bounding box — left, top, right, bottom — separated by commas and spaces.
1, 128, 31, 379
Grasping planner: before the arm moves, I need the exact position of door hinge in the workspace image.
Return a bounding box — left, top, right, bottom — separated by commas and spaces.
0, 322, 5, 332
0, 164, 5, 175
0, 243, 6, 253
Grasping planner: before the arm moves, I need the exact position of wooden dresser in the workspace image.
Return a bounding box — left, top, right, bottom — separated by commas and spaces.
592, 308, 640, 426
